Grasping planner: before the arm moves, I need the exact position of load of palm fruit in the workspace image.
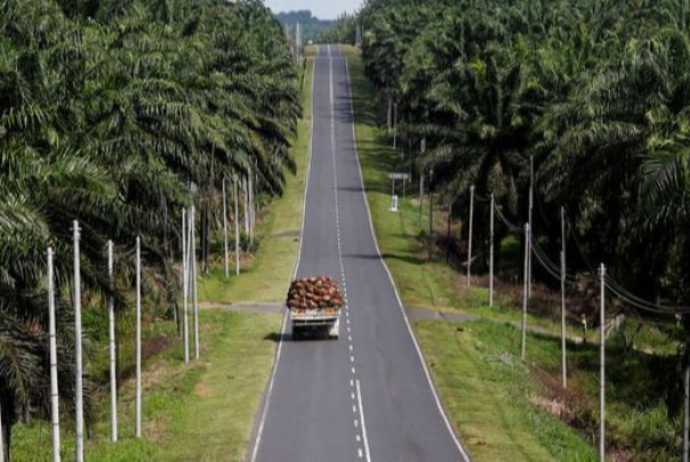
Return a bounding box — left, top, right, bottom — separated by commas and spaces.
287, 276, 345, 310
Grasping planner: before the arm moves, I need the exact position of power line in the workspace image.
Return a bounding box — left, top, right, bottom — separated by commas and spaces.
495, 206, 523, 233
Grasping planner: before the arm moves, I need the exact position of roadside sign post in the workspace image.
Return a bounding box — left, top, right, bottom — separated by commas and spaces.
389, 173, 409, 213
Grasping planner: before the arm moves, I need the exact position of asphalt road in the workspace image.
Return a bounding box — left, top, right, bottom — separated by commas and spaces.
250, 45, 469, 462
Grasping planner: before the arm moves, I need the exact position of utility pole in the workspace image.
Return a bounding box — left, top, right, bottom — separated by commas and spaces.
0, 395, 3, 462
47, 248, 61, 462
107, 241, 118, 441
73, 221, 85, 462
521, 223, 530, 360
393, 103, 398, 149
489, 194, 495, 307
683, 341, 690, 462
223, 177, 229, 278
243, 177, 250, 237
249, 173, 256, 245
528, 155, 534, 297
467, 186, 475, 288
561, 207, 567, 389
182, 209, 189, 363
295, 23, 302, 62
135, 237, 142, 438
599, 263, 606, 462
419, 138, 426, 227
192, 206, 200, 360
428, 169, 434, 260
234, 179, 240, 276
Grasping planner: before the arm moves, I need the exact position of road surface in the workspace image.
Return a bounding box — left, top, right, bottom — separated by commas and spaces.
250, 45, 469, 462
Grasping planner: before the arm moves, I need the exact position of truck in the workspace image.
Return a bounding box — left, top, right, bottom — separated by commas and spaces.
287, 276, 343, 340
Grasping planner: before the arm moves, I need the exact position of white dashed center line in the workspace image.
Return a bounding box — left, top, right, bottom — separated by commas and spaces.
327, 44, 370, 462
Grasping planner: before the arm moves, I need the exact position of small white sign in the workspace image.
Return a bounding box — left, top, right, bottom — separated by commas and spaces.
390, 195, 399, 212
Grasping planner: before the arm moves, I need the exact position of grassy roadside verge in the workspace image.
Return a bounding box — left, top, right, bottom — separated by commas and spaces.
198, 55, 315, 304
342, 44, 598, 461
13, 310, 280, 461
12, 58, 314, 460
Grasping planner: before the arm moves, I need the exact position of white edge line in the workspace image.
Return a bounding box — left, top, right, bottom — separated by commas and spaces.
356, 379, 372, 462
249, 48, 318, 462
342, 47, 471, 462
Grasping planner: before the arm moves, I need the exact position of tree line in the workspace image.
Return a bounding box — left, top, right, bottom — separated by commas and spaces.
347, 0, 690, 333
327, 0, 690, 455
0, 0, 299, 456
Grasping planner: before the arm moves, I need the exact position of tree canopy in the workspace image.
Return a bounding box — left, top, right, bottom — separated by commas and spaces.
0, 0, 299, 455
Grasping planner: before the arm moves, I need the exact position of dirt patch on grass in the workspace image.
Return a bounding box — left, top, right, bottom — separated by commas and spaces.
118, 333, 176, 384
195, 381, 213, 398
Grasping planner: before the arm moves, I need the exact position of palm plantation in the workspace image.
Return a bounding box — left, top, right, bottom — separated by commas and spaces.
318, 0, 690, 458
1, 0, 300, 458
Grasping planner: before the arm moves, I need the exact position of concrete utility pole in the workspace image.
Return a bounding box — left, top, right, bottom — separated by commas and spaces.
249, 174, 255, 245
234, 179, 240, 276
0, 398, 3, 462
387, 96, 393, 131
182, 209, 190, 363
528, 155, 534, 297
489, 194, 495, 307
561, 207, 567, 389
521, 223, 530, 360
683, 356, 690, 462
393, 103, 398, 149
467, 186, 475, 288
295, 23, 302, 62
599, 263, 606, 462
419, 138, 426, 226
192, 206, 200, 360
243, 177, 250, 237
107, 241, 118, 442
223, 177, 229, 278
428, 169, 434, 260
73, 221, 85, 462
135, 237, 142, 438
47, 248, 61, 462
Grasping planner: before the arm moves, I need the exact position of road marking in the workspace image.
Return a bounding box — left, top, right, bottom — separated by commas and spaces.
356, 435, 361, 442
249, 50, 319, 462
358, 448, 364, 459
352, 405, 357, 413
349, 344, 353, 351
350, 355, 355, 363
354, 419, 359, 428
356, 379, 372, 462
344, 54, 470, 461
351, 366, 356, 374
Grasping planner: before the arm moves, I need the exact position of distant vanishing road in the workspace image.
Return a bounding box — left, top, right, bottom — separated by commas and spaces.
250, 45, 469, 462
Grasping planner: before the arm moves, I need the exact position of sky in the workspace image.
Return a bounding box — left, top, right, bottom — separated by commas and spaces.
263, 0, 364, 20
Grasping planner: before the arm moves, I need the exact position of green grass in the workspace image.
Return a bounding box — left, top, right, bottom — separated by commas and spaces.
198, 56, 314, 304
416, 319, 598, 461
13, 310, 280, 461
342, 43, 683, 460
341, 44, 598, 460
11, 57, 315, 461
